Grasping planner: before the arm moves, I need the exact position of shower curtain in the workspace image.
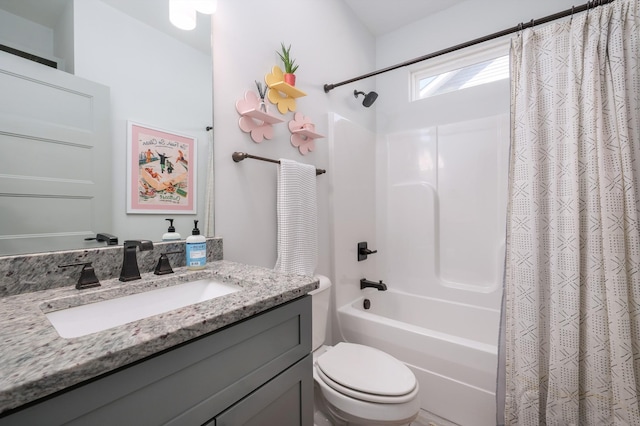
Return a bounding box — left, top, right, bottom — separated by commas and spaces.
504, 0, 640, 424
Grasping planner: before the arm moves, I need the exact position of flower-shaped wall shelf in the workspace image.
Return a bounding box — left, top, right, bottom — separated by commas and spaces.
288, 112, 324, 155
265, 66, 307, 114
236, 90, 284, 143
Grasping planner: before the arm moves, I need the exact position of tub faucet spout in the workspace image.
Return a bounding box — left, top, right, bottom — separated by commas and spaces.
360, 278, 387, 291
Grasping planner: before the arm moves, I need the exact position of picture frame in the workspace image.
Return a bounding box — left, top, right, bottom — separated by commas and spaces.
126, 121, 196, 214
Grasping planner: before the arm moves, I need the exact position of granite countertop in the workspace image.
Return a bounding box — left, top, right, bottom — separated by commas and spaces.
0, 260, 318, 415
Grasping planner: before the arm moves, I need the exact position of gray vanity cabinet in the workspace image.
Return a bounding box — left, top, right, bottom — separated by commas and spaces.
0, 296, 313, 425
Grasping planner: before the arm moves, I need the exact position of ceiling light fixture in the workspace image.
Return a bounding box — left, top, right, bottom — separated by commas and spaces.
169, 0, 217, 31
169, 0, 196, 30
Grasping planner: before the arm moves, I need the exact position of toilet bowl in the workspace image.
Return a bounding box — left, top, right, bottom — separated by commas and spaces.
311, 276, 420, 426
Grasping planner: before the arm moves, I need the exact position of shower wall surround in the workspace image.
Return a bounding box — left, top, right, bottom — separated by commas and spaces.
0, 238, 222, 297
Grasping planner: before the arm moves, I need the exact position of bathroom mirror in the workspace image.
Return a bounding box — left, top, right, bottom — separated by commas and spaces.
0, 0, 213, 256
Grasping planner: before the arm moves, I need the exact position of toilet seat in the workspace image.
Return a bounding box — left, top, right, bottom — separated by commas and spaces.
316, 366, 419, 404
316, 342, 418, 404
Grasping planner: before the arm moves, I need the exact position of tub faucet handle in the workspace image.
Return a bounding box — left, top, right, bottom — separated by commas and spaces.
357, 242, 378, 261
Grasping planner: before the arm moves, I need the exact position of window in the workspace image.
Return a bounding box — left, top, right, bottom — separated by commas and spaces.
410, 39, 510, 101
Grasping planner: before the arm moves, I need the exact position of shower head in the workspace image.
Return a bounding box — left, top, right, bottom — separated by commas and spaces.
354, 90, 378, 107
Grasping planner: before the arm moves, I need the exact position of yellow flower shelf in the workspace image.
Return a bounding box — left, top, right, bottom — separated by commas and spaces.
265, 66, 306, 114
268, 81, 306, 98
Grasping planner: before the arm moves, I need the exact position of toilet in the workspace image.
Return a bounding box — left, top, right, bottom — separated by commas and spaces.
310, 276, 420, 426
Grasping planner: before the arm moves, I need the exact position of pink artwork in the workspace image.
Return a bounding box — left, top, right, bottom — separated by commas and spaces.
127, 121, 196, 214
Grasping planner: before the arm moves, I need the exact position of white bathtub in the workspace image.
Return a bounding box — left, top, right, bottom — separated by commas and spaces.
338, 290, 500, 426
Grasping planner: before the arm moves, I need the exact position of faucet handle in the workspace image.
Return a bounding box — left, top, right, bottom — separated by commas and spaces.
154, 251, 182, 275
357, 242, 378, 261
59, 262, 101, 290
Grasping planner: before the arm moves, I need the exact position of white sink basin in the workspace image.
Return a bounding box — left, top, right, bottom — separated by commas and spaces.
45, 279, 241, 338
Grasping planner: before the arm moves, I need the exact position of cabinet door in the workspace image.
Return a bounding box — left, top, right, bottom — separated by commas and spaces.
213, 355, 313, 426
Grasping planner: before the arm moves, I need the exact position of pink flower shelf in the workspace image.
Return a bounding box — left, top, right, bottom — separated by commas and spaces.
236, 91, 284, 143
291, 127, 324, 139
288, 112, 324, 155
238, 107, 284, 124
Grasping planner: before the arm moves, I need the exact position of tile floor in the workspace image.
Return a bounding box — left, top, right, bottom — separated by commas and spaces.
413, 409, 460, 426
314, 408, 461, 426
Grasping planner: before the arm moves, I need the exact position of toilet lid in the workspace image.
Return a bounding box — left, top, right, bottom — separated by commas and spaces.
316, 342, 416, 397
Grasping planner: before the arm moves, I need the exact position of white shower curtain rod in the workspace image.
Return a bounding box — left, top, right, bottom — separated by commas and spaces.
323, 0, 616, 93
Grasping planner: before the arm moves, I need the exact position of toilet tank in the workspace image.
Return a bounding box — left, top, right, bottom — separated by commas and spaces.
309, 275, 331, 351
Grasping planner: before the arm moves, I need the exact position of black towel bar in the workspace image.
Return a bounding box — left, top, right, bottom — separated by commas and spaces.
232, 152, 326, 175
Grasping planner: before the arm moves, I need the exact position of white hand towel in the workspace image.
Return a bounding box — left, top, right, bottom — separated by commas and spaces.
274, 159, 318, 276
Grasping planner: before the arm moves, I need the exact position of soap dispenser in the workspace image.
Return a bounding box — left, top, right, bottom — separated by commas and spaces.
185, 220, 206, 270
162, 218, 182, 241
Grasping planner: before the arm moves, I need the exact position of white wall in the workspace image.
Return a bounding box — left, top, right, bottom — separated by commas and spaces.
0, 9, 55, 59
376, 0, 578, 69
54, 0, 74, 73
72, 0, 212, 243
212, 0, 376, 277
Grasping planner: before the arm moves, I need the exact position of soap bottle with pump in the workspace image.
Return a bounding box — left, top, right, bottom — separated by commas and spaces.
186, 220, 206, 270
162, 218, 182, 241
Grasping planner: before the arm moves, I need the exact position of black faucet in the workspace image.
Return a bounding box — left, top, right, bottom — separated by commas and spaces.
85, 233, 119, 245
96, 233, 119, 245
120, 240, 154, 282
360, 278, 387, 291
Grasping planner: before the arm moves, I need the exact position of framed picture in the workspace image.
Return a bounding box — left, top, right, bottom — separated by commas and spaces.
127, 121, 196, 214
